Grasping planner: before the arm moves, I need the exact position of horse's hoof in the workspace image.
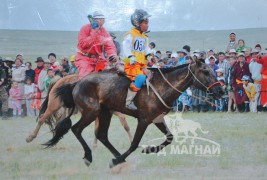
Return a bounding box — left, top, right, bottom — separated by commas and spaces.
83, 158, 91, 167
109, 159, 116, 168
109, 159, 126, 169
26, 135, 35, 143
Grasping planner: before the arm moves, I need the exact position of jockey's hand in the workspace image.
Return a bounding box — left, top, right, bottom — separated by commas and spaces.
109, 55, 118, 62
129, 56, 136, 65
117, 66, 126, 75
142, 68, 149, 76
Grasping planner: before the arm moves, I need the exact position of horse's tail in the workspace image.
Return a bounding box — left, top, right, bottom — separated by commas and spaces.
55, 82, 78, 108
42, 82, 77, 148
42, 108, 74, 148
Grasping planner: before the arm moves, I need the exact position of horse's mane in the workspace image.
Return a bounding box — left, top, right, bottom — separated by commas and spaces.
147, 63, 189, 73
100, 63, 190, 75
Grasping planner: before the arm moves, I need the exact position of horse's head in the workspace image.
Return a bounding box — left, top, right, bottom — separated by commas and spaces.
190, 59, 224, 100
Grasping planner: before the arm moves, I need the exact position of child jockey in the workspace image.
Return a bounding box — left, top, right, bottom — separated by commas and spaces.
122, 9, 151, 110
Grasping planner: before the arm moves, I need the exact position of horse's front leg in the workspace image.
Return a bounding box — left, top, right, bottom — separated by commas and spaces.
142, 120, 173, 154
109, 118, 150, 168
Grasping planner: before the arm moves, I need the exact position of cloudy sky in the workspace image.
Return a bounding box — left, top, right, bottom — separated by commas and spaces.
0, 0, 267, 31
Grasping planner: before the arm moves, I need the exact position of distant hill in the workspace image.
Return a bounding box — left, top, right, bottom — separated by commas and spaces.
0, 28, 267, 62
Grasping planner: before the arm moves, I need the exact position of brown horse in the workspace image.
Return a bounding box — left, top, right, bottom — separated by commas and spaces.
44, 60, 224, 167
26, 75, 78, 143
26, 75, 133, 144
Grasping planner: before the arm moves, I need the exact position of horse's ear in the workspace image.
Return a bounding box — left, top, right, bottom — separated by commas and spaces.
195, 58, 202, 67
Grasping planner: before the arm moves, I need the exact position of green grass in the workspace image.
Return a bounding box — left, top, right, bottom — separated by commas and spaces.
1, 28, 267, 64
0, 112, 266, 179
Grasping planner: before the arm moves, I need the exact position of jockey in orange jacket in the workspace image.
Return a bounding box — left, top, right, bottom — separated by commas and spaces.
75, 11, 117, 79
122, 9, 151, 110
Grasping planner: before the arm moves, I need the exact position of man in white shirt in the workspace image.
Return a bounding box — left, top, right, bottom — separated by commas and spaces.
249, 49, 262, 108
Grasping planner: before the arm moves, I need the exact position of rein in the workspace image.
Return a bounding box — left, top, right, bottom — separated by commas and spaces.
187, 66, 221, 93
156, 64, 217, 108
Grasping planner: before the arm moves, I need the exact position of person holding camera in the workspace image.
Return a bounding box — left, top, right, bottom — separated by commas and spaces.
75, 11, 117, 79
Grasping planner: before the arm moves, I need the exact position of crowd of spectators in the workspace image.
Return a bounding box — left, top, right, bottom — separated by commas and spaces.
146, 32, 267, 113
0, 32, 266, 120
0, 53, 78, 119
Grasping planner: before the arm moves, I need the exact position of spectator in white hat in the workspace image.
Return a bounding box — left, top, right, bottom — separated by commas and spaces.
205, 49, 215, 64
169, 52, 179, 66
208, 55, 219, 77
242, 75, 258, 112
228, 49, 237, 57
216, 68, 225, 81
249, 49, 262, 110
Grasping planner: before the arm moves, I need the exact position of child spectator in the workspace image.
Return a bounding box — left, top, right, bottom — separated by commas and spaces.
242, 75, 258, 112
25, 62, 35, 83
30, 85, 40, 111
9, 81, 22, 117
149, 42, 156, 55
236, 39, 247, 53
216, 68, 225, 81
24, 77, 35, 117
216, 80, 228, 112
45, 69, 54, 93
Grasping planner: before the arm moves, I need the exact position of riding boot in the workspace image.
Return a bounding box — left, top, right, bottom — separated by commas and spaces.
125, 89, 137, 110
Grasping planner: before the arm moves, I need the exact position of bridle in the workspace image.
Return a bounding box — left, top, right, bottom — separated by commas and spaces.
156, 63, 219, 108
187, 64, 221, 94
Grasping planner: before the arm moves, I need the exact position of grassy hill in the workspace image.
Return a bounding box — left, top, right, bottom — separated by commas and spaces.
0, 28, 267, 62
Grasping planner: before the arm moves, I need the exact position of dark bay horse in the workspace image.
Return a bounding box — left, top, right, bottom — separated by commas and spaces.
44, 60, 224, 167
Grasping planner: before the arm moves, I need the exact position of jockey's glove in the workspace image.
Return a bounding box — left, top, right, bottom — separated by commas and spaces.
129, 56, 136, 65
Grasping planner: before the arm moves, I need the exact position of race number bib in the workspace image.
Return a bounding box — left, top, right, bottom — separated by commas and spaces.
133, 37, 146, 52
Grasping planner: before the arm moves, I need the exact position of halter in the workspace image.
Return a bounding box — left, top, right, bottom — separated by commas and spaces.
187, 64, 220, 94
156, 63, 219, 108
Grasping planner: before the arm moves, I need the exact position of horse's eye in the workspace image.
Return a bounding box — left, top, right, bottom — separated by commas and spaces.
201, 68, 209, 75
203, 70, 209, 75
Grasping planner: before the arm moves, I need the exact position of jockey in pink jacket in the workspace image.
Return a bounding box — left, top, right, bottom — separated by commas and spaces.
75, 11, 117, 79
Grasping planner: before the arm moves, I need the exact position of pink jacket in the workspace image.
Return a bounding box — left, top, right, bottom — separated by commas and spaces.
9, 87, 21, 100
76, 24, 117, 61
